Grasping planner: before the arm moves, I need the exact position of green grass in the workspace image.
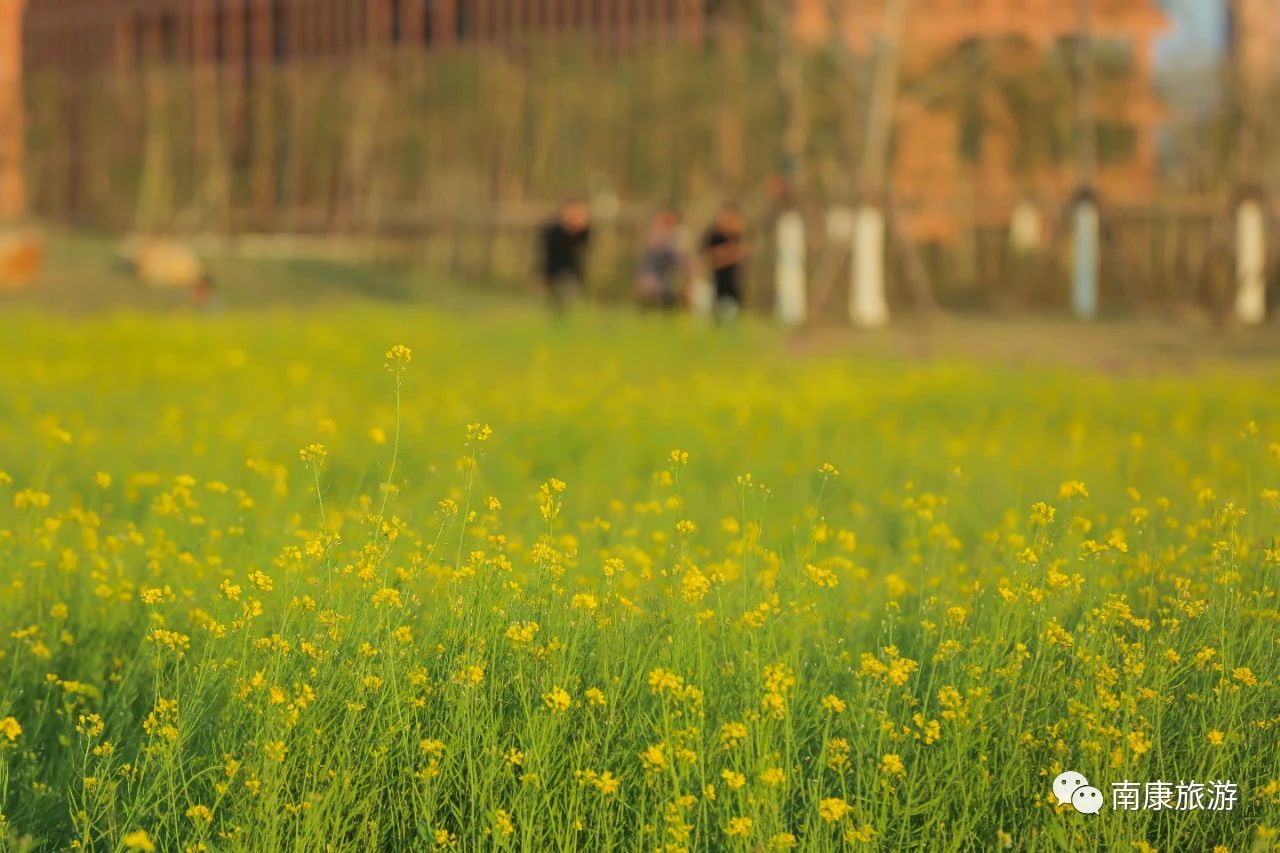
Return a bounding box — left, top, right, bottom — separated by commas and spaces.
1, 306, 1279, 851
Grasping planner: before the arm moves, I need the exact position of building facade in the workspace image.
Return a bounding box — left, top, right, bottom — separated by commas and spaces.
2, 0, 1167, 237
1232, 0, 1279, 90
3, 0, 708, 222
1, 0, 26, 220
17, 0, 706, 75
796, 0, 1167, 241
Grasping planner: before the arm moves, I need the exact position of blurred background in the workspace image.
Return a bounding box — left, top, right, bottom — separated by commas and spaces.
0, 0, 1277, 325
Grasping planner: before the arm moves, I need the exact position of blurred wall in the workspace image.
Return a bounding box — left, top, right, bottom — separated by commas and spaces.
0, 0, 25, 221
793, 0, 1168, 242
1232, 0, 1280, 91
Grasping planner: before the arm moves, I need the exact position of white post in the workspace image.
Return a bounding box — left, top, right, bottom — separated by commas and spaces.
1235, 197, 1266, 324
774, 210, 806, 326
688, 277, 714, 319
850, 205, 889, 327
1071, 196, 1099, 319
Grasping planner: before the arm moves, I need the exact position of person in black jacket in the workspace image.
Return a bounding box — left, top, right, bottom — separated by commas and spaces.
539, 198, 591, 313
702, 204, 746, 322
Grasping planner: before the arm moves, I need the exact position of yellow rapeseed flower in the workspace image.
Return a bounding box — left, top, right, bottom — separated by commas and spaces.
298, 444, 327, 464
1059, 480, 1089, 499
821, 694, 847, 713
1233, 667, 1258, 687
121, 830, 155, 851
185, 805, 213, 823
594, 771, 620, 795
542, 686, 571, 714
759, 767, 786, 786
384, 344, 412, 369
880, 753, 907, 778
819, 797, 853, 823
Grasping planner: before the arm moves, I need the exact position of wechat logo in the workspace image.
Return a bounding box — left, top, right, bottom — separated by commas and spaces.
1054, 771, 1104, 814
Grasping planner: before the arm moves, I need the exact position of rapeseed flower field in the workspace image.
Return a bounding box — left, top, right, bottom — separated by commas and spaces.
1, 308, 1279, 851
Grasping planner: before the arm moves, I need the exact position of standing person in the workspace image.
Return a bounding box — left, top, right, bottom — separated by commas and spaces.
636, 207, 687, 312
702, 204, 747, 322
539, 197, 592, 314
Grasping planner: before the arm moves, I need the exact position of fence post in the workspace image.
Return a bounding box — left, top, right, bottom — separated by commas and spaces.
1234, 192, 1266, 324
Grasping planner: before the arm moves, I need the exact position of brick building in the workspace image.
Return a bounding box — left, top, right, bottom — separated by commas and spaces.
1, 0, 1168, 237
1, 0, 707, 222
1231, 0, 1279, 91
796, 0, 1167, 241
0, 0, 26, 220
17, 0, 705, 73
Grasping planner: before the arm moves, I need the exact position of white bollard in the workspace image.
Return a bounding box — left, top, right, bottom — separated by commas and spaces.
688, 277, 715, 319
850, 205, 889, 327
774, 210, 806, 326
1234, 197, 1266, 325
1071, 197, 1099, 319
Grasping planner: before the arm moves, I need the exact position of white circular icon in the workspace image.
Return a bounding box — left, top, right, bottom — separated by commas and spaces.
1053, 771, 1089, 806
1071, 785, 1104, 814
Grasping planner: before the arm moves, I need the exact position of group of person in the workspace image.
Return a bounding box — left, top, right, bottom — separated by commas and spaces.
538, 198, 747, 320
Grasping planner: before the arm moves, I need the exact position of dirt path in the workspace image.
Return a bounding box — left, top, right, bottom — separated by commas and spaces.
787, 313, 1280, 375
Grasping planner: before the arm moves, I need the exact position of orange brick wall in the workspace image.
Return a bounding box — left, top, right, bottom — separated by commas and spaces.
0, 0, 25, 220
9, 0, 1171, 234
795, 0, 1167, 241
1235, 0, 1280, 94
19, 0, 706, 71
